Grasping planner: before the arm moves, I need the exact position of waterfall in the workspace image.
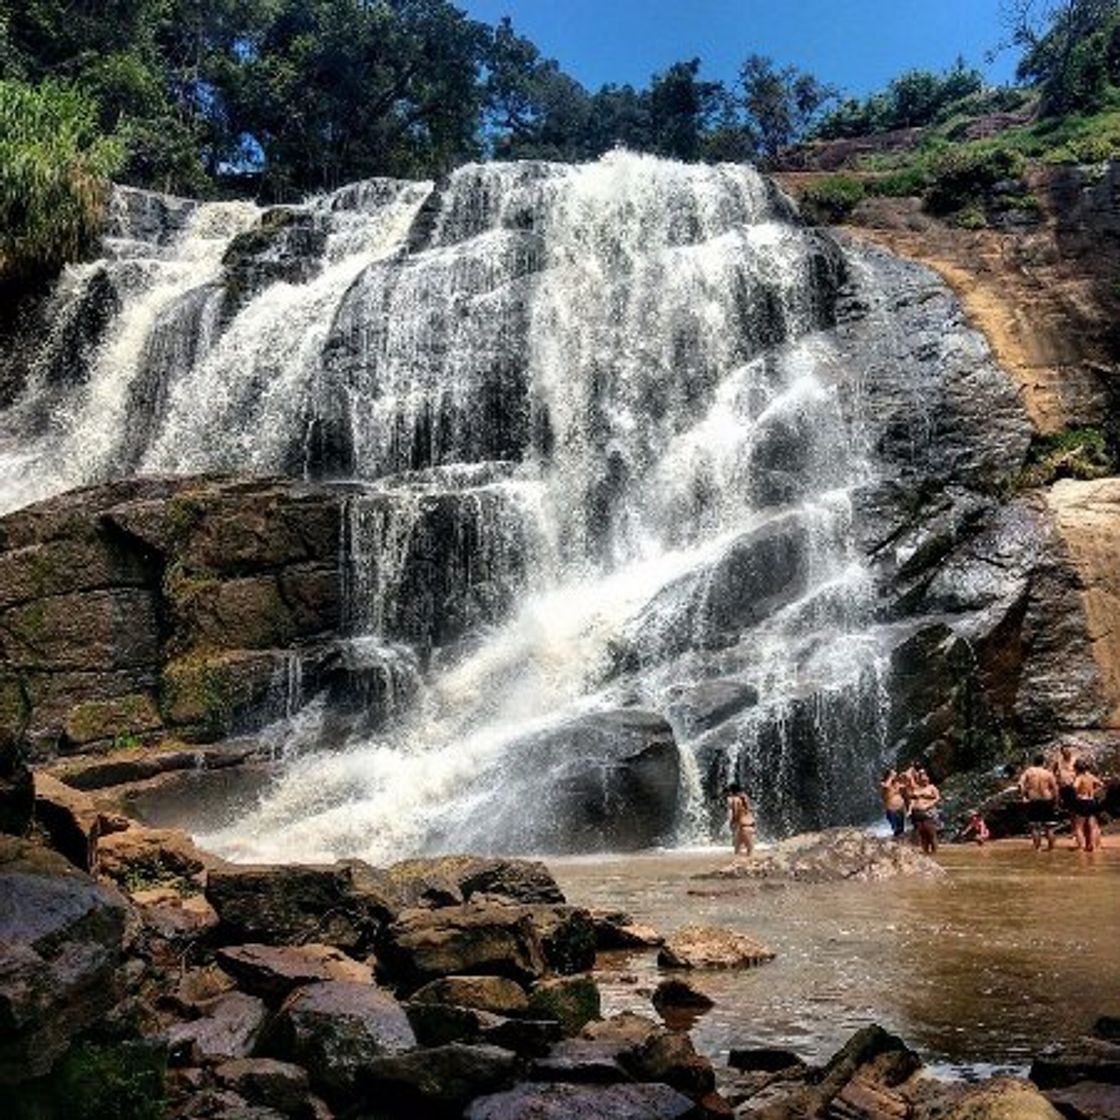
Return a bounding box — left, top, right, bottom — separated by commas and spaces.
1, 152, 902, 861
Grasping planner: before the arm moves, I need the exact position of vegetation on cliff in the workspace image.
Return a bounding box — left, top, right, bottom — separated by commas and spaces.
0, 79, 122, 286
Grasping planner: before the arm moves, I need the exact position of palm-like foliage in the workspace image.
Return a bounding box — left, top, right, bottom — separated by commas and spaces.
0, 79, 123, 281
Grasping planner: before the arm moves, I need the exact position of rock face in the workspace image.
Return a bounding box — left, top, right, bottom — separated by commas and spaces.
0, 837, 128, 1082
0, 476, 345, 759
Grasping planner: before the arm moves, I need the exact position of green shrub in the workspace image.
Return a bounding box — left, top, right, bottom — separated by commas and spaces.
1017, 426, 1116, 489
800, 173, 866, 222
867, 166, 930, 197
12, 1040, 167, 1120
0, 78, 123, 283
925, 143, 1026, 214
955, 204, 988, 229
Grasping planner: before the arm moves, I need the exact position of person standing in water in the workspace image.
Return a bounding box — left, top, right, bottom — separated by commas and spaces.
1071, 758, 1105, 853
727, 783, 756, 857
1050, 742, 1081, 848
1020, 754, 1059, 851
908, 767, 941, 854
880, 769, 907, 839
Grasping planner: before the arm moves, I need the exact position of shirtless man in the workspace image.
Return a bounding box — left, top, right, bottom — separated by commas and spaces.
1020, 754, 1059, 851
1071, 759, 1105, 853
880, 769, 906, 839
1050, 743, 1081, 848
908, 768, 940, 855
727, 783, 756, 857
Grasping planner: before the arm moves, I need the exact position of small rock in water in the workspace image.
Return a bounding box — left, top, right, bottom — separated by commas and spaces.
694, 827, 945, 884
652, 978, 715, 1010
657, 925, 775, 970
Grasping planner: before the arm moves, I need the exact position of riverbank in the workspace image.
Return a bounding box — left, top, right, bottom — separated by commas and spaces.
3, 809, 1119, 1118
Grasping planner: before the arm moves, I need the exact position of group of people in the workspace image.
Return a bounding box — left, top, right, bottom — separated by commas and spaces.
728, 743, 1108, 857
1018, 743, 1106, 852
879, 765, 942, 853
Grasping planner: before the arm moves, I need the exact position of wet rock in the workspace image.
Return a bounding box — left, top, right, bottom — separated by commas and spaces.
216, 943, 374, 1003
381, 902, 548, 991
97, 824, 211, 890
206, 861, 393, 950
658, 925, 775, 970
0, 837, 128, 1082
1031, 1038, 1120, 1089
590, 908, 664, 949
214, 1057, 310, 1114
385, 854, 566, 905
466, 1081, 700, 1120
436, 709, 680, 853
133, 888, 219, 940
1043, 1080, 1120, 1120
694, 828, 945, 884
33, 771, 100, 870
529, 1041, 632, 1084
527, 975, 602, 1035
404, 999, 562, 1056
410, 975, 531, 1017
264, 980, 415, 1103
0, 477, 351, 757
0, 736, 33, 835
169, 1087, 289, 1119
363, 1042, 519, 1115
652, 979, 716, 1013
627, 1030, 717, 1098
1098, 1016, 1120, 1043
166, 991, 268, 1065
944, 1077, 1064, 1119
812, 1024, 922, 1098
528, 904, 598, 974
727, 1047, 807, 1074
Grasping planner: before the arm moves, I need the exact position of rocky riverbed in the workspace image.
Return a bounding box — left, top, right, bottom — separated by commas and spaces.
3, 784, 1118, 1120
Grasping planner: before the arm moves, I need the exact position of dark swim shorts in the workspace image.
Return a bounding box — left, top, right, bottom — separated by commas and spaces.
1027, 798, 1056, 825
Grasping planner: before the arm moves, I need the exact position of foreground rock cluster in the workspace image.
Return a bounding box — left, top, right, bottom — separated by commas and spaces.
3, 807, 1117, 1120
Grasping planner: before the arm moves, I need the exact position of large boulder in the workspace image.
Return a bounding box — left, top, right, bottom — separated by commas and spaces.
205, 860, 395, 950
945, 1077, 1064, 1120
363, 1042, 520, 1115
381, 902, 548, 992
0, 838, 128, 1082
433, 709, 680, 853
215, 943, 374, 1003
410, 975, 531, 1017
466, 1082, 700, 1120
264, 980, 415, 1103
165, 990, 268, 1065
383, 855, 566, 907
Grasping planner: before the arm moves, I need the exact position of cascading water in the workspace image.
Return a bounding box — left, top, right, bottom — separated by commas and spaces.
0, 152, 900, 861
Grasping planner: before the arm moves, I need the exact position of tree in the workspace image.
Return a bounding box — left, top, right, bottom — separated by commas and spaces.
648, 58, 722, 162
1006, 0, 1120, 113
484, 17, 592, 161
739, 54, 835, 160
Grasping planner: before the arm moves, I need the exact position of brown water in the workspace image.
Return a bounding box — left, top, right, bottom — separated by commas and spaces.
549, 843, 1120, 1078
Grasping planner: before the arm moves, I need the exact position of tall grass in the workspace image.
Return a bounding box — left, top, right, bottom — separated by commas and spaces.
0, 79, 123, 283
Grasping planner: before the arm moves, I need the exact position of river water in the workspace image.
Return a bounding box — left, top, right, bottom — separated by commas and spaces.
550, 843, 1120, 1078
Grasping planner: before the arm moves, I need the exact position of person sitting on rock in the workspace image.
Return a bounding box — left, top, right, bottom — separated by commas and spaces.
1071, 759, 1105, 853
959, 811, 990, 845
1019, 754, 1059, 851
880, 768, 906, 839
908, 768, 941, 855
726, 783, 756, 857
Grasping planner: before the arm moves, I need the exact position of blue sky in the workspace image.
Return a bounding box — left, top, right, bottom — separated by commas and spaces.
459, 1, 1018, 98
